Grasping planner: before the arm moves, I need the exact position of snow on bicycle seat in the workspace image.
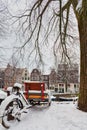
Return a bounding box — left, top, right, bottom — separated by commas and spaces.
13, 83, 22, 89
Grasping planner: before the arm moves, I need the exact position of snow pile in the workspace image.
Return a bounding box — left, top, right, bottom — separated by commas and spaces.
0, 102, 87, 130
7, 87, 12, 92
0, 90, 7, 99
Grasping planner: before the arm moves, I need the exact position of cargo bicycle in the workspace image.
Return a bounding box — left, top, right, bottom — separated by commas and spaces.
0, 83, 31, 129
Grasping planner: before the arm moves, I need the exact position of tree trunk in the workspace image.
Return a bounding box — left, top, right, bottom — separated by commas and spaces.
78, 11, 87, 111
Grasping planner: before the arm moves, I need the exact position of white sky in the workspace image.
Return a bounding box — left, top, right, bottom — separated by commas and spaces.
0, 0, 80, 73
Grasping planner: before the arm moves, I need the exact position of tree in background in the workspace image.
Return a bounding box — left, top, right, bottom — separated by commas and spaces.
0, 1, 9, 65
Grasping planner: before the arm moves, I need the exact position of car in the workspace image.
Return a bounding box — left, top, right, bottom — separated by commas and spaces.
51, 95, 56, 101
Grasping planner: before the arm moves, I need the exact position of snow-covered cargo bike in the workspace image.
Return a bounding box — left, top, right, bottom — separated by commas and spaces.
0, 83, 30, 129
24, 81, 51, 106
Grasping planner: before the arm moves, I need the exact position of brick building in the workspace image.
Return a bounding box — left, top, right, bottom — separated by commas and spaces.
30, 68, 49, 88
49, 64, 79, 93
41, 75, 49, 89
4, 64, 29, 88
49, 69, 57, 90
30, 68, 41, 81
1, 63, 79, 93
57, 64, 79, 83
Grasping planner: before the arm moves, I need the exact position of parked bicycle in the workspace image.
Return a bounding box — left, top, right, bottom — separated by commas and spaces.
0, 83, 31, 129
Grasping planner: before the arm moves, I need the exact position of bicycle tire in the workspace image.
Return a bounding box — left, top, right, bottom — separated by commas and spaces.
2, 98, 23, 129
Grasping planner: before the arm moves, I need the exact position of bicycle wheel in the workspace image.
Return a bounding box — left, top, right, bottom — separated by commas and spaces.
2, 98, 23, 129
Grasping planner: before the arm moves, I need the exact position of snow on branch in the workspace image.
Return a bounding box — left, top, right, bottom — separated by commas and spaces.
76, 0, 82, 13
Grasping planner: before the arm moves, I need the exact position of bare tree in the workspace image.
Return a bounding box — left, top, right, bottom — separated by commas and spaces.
0, 1, 10, 66
7, 0, 87, 111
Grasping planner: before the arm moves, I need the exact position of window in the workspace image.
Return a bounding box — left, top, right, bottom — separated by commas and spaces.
25, 73, 27, 76
59, 84, 64, 87
25, 77, 27, 80
22, 77, 24, 80
74, 84, 76, 89
55, 88, 58, 92
59, 88, 64, 93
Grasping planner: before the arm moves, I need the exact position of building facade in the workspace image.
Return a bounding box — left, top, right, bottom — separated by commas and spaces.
41, 75, 49, 89
30, 68, 41, 81
0, 63, 79, 94
4, 64, 29, 88
49, 64, 79, 94
49, 69, 57, 91
22, 68, 30, 83
0, 69, 5, 89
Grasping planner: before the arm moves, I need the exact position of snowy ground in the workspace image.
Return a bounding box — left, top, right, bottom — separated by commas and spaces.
0, 101, 87, 130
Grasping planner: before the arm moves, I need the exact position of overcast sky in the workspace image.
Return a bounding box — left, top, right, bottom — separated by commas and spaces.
0, 0, 80, 73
